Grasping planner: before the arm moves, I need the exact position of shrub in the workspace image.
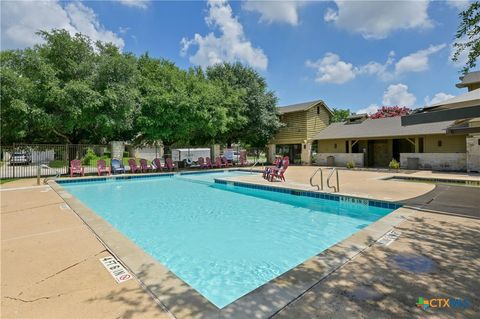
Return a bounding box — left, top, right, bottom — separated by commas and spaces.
389, 159, 400, 169
346, 161, 355, 169
82, 148, 98, 165
48, 160, 67, 168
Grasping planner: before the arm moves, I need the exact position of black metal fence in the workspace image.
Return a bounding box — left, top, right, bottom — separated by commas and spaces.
0, 143, 266, 180
0, 144, 110, 179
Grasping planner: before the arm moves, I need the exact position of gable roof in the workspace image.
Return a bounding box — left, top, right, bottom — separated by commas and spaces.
456, 71, 480, 88
314, 116, 455, 140
277, 99, 333, 115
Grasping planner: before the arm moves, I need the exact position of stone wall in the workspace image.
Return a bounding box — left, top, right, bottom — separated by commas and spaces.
109, 141, 125, 160
400, 153, 467, 171
466, 136, 480, 173
316, 153, 364, 167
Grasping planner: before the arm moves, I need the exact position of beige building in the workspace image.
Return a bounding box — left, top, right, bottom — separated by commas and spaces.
268, 100, 332, 164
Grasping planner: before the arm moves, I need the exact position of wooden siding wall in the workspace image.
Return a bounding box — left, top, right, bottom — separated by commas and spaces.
272, 103, 330, 145
424, 134, 467, 153
306, 104, 330, 140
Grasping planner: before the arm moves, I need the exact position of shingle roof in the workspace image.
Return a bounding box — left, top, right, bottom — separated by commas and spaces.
456, 71, 480, 88
277, 99, 333, 115
426, 88, 480, 110
314, 116, 455, 140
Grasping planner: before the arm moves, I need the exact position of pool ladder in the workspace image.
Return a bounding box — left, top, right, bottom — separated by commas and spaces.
309, 167, 323, 190
309, 167, 340, 192
250, 160, 260, 173
327, 168, 340, 192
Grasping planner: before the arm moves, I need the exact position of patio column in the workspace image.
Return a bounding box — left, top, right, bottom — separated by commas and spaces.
212, 144, 221, 160
110, 141, 125, 161
301, 140, 312, 165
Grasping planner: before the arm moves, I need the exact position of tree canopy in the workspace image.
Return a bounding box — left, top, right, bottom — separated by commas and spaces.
369, 106, 411, 119
452, 1, 480, 74
1, 29, 281, 147
331, 108, 351, 123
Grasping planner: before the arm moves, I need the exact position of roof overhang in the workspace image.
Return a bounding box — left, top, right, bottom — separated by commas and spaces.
401, 105, 480, 126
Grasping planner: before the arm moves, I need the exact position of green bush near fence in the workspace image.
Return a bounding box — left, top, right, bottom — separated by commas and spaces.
81, 148, 111, 167
48, 160, 68, 168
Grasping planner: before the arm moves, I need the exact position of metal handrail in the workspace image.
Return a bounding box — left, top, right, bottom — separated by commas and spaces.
326, 168, 340, 192
250, 160, 260, 173
309, 167, 323, 190
41, 164, 60, 184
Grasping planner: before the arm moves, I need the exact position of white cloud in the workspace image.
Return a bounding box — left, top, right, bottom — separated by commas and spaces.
116, 0, 150, 9
395, 44, 446, 75
306, 44, 445, 84
356, 104, 379, 115
449, 36, 470, 67
382, 83, 416, 107
1, 1, 124, 50
243, 0, 304, 26
446, 0, 470, 10
305, 53, 356, 84
425, 92, 455, 106
324, 0, 432, 39
181, 0, 267, 70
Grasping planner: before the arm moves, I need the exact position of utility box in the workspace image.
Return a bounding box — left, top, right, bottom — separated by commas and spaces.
327, 156, 335, 166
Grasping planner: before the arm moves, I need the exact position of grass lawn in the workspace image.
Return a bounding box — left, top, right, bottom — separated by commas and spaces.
0, 179, 16, 185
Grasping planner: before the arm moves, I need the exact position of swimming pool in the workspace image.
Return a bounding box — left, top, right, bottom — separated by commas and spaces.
60, 171, 395, 308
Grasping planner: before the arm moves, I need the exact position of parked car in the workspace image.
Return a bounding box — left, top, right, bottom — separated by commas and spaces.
10, 152, 31, 165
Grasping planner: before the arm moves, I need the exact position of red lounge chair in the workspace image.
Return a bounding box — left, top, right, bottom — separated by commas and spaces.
128, 159, 141, 173
198, 157, 209, 169
221, 156, 233, 167
165, 157, 177, 171
239, 151, 249, 166
270, 156, 289, 182
70, 159, 85, 177
152, 158, 164, 172
205, 157, 213, 168
263, 158, 281, 179
214, 157, 225, 168
139, 159, 152, 173
97, 159, 111, 176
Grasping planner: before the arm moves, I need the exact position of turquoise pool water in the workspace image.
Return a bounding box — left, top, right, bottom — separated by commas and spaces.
61, 171, 394, 308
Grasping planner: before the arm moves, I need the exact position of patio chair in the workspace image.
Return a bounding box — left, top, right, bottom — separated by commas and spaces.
205, 157, 213, 168
139, 159, 152, 173
221, 156, 233, 167
111, 159, 125, 174
165, 157, 177, 171
198, 157, 209, 169
263, 157, 281, 179
128, 159, 141, 173
70, 159, 85, 177
270, 156, 289, 182
239, 151, 249, 166
97, 159, 111, 176
152, 158, 164, 172
214, 157, 225, 168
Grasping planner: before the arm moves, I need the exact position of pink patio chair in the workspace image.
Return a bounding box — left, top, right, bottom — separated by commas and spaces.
128, 159, 141, 173
239, 151, 249, 166
198, 157, 209, 169
152, 158, 164, 172
205, 157, 213, 168
139, 159, 152, 173
221, 156, 233, 167
214, 157, 225, 168
270, 156, 289, 182
165, 157, 177, 171
97, 159, 111, 176
70, 159, 85, 177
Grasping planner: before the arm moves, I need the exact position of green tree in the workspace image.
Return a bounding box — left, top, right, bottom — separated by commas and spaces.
206, 62, 281, 147
134, 55, 231, 148
331, 108, 351, 122
452, 1, 480, 74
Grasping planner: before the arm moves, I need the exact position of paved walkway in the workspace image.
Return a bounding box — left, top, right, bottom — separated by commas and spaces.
1, 184, 170, 319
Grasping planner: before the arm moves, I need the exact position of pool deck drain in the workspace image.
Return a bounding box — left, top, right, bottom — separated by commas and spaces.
49, 179, 413, 319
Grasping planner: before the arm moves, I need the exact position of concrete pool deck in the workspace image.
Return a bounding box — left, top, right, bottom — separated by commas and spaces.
1, 168, 479, 318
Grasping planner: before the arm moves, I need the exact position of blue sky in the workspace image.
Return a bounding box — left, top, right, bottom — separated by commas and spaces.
1, 0, 474, 113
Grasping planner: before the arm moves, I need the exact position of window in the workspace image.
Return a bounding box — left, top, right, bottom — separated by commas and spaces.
437, 140, 442, 147
317, 106, 320, 115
